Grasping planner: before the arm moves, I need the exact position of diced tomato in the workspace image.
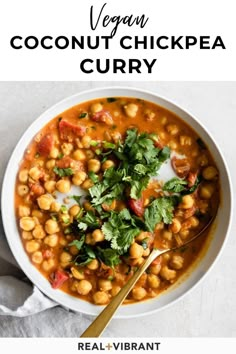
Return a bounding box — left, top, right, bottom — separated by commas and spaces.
59, 120, 86, 141
50, 269, 69, 289
37, 134, 54, 156
187, 171, 198, 187
30, 183, 45, 198
42, 249, 53, 259
91, 110, 113, 126
171, 156, 190, 178
128, 197, 144, 217
56, 156, 84, 172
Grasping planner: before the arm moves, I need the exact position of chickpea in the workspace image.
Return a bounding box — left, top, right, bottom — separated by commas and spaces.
46, 159, 56, 170
72, 171, 87, 186
49, 147, 59, 159
143, 248, 150, 257
124, 103, 138, 118
18, 205, 31, 217
73, 149, 86, 161
83, 201, 95, 212
102, 160, 115, 171
163, 253, 170, 261
132, 287, 147, 300
90, 103, 103, 114
71, 280, 79, 292
81, 135, 92, 148
129, 243, 144, 259
32, 224, 46, 239
98, 279, 112, 292
179, 229, 190, 239
87, 259, 99, 270
85, 233, 96, 245
144, 108, 155, 121
168, 141, 177, 150
169, 218, 181, 234
69, 245, 79, 256
44, 234, 58, 247
69, 205, 81, 217
161, 116, 167, 125
32, 251, 43, 264
25, 240, 40, 253
111, 285, 121, 297
71, 267, 85, 280
111, 131, 122, 143
181, 195, 194, 209
81, 179, 94, 190
19, 169, 29, 183
166, 124, 179, 136
155, 222, 164, 231
160, 266, 177, 281
61, 143, 74, 156
17, 185, 29, 197
44, 180, 56, 193
170, 255, 184, 270
22, 231, 33, 240
60, 252, 72, 264
76, 280, 92, 295
147, 274, 161, 289
45, 219, 60, 234
189, 216, 199, 228
180, 135, 192, 146
37, 194, 54, 210
42, 259, 55, 271
200, 184, 215, 199
162, 230, 173, 241
135, 231, 151, 243
92, 229, 105, 242
56, 179, 71, 194
102, 200, 117, 211
88, 159, 101, 173
31, 210, 43, 219
149, 263, 161, 275
202, 166, 218, 180
85, 149, 95, 159
29, 167, 41, 181
20, 217, 35, 231
50, 201, 61, 212
93, 291, 109, 305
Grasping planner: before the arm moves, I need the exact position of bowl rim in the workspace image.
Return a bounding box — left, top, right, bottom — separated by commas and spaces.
1, 85, 233, 319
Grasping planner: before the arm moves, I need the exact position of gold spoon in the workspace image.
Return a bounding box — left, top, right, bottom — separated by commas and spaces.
81, 213, 216, 337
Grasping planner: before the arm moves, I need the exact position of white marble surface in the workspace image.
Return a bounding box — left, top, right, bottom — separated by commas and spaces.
0, 82, 235, 337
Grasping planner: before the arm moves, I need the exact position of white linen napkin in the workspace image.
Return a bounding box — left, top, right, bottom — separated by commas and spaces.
0, 213, 57, 317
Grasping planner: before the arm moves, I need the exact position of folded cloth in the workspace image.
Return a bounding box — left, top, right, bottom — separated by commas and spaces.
0, 214, 57, 317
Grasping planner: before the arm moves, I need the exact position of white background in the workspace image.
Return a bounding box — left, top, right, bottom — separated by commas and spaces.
0, 0, 236, 80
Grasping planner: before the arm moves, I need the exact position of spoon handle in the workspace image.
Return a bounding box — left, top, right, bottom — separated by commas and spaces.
80, 248, 164, 338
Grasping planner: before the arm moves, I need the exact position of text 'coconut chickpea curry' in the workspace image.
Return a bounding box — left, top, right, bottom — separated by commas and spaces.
15, 97, 219, 305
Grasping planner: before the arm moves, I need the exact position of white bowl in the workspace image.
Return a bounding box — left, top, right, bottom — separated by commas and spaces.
1, 87, 233, 318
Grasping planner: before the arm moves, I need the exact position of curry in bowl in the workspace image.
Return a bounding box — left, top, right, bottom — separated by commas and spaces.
15, 97, 219, 305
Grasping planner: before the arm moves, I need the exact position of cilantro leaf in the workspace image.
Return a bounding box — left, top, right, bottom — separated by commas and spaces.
53, 166, 74, 177
96, 247, 120, 267
163, 177, 188, 193
69, 235, 85, 250
144, 197, 176, 232
102, 211, 140, 254
130, 177, 149, 199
